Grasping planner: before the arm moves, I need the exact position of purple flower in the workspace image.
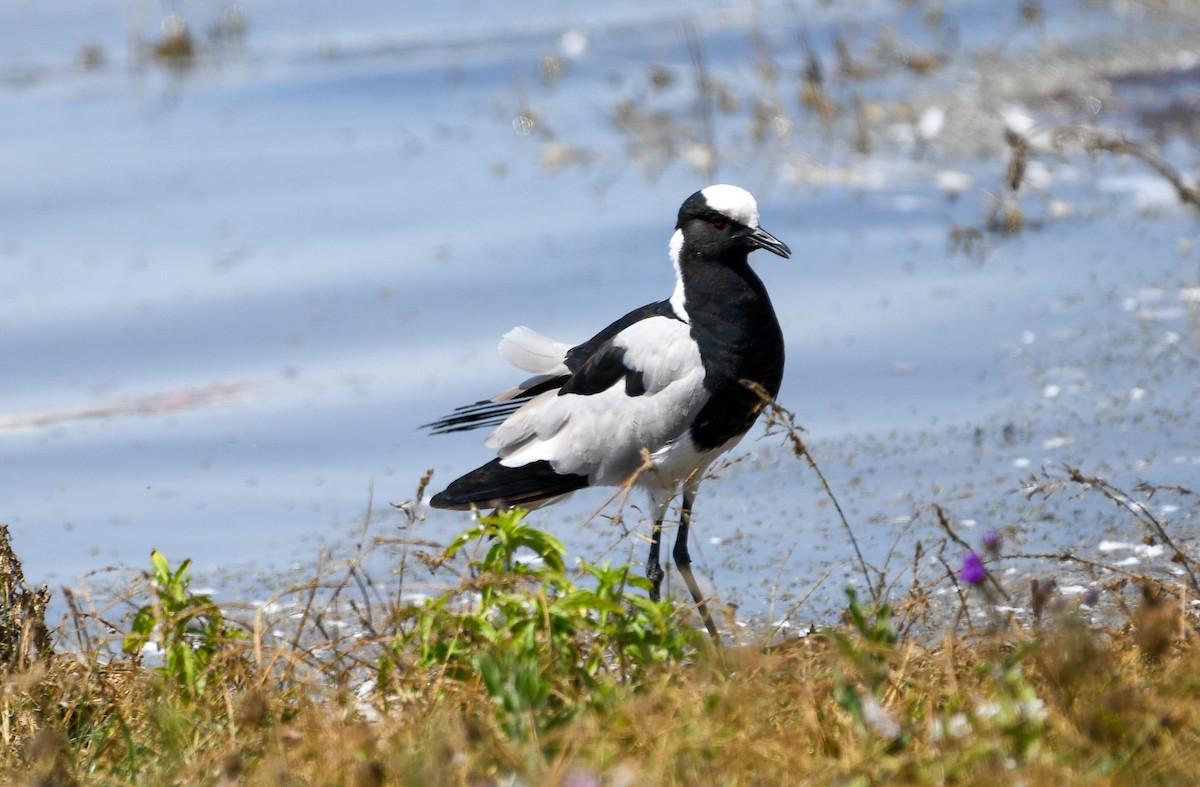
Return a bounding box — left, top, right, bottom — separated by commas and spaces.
960, 552, 986, 586
563, 770, 602, 787
1083, 586, 1100, 606
982, 529, 1000, 552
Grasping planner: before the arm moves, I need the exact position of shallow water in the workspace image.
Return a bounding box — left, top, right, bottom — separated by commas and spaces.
2, 0, 1198, 624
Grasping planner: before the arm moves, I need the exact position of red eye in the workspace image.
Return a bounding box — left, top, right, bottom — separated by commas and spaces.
710, 216, 725, 229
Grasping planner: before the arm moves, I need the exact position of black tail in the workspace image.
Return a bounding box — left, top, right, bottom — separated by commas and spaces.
423, 374, 570, 435
429, 459, 589, 511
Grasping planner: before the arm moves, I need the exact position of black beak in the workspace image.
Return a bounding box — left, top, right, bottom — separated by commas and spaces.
743, 225, 791, 259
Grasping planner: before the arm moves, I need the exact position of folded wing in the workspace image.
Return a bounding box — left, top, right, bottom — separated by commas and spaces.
489, 314, 707, 485
427, 302, 709, 507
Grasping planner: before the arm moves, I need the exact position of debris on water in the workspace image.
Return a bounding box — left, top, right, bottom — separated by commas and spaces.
558, 29, 588, 59
914, 106, 945, 144
935, 169, 973, 196
6, 0, 1200, 629
150, 14, 196, 67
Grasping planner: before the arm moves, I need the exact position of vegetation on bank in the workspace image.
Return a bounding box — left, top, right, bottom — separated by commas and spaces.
2, 465, 1198, 785
8, 3, 1199, 784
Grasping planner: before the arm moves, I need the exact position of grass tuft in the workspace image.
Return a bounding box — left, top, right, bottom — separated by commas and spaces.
2, 452, 1199, 783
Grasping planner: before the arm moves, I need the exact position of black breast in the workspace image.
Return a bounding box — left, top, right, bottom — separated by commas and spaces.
683, 258, 785, 451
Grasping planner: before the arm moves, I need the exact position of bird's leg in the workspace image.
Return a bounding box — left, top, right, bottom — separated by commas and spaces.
671, 489, 695, 568
672, 489, 722, 643
646, 512, 666, 601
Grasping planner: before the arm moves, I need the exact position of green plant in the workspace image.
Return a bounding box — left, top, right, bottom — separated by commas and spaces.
824, 588, 906, 747
382, 510, 699, 738
975, 641, 1047, 759
123, 550, 244, 700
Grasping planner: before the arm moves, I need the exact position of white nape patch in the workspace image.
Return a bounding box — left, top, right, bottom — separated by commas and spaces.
700, 184, 760, 228
668, 229, 689, 322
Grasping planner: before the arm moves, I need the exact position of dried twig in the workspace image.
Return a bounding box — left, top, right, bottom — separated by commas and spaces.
747, 381, 881, 604
1061, 464, 1199, 597
1063, 128, 1200, 213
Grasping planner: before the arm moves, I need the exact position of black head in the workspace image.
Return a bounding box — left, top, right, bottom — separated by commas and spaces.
674, 184, 791, 261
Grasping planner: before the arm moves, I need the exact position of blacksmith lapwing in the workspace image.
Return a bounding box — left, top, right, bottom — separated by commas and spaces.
426, 185, 790, 628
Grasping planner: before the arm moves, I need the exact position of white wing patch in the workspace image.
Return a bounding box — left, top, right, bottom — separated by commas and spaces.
485, 315, 708, 486
701, 184, 760, 228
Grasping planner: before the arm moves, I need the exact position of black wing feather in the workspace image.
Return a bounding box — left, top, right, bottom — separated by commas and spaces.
424, 374, 569, 435
425, 300, 682, 435
564, 300, 679, 371
426, 300, 688, 510
428, 459, 588, 510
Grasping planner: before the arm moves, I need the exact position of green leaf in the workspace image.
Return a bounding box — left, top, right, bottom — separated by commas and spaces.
122, 606, 156, 655
150, 550, 170, 584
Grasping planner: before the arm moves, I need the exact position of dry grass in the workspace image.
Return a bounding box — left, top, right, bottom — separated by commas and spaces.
3, 459, 1200, 787
3, 407, 1200, 785
6, 598, 1200, 785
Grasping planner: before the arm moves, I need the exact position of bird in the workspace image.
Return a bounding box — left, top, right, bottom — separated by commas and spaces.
425, 184, 790, 632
